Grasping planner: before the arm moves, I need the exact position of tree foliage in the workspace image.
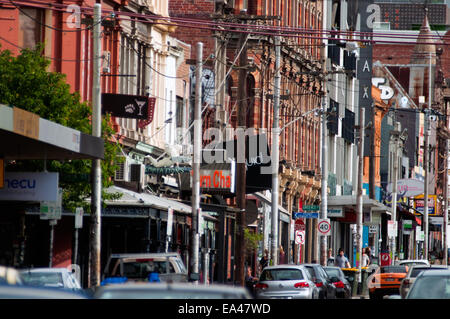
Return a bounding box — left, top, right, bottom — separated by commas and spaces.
0, 44, 121, 213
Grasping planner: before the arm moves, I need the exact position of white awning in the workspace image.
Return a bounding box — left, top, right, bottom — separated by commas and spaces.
328, 195, 391, 214
105, 186, 192, 214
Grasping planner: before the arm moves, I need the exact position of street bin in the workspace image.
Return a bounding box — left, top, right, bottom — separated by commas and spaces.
360, 267, 369, 296
341, 268, 359, 297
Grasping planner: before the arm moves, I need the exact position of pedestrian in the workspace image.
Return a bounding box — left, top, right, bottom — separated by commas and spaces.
335, 248, 351, 268
327, 248, 334, 266
245, 266, 257, 296
259, 249, 269, 272
279, 245, 286, 264
362, 247, 370, 267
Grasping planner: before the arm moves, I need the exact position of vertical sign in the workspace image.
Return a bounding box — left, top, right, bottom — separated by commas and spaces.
75, 207, 84, 229
167, 208, 174, 237
358, 0, 375, 156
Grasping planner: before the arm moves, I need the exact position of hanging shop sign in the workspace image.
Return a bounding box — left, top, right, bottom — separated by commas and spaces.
40, 187, 62, 220
327, 207, 344, 218
102, 93, 155, 120
0, 172, 59, 202
413, 194, 437, 216
386, 179, 424, 198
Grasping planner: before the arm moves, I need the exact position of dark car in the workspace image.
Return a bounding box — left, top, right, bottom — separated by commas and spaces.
323, 266, 351, 299
303, 264, 336, 299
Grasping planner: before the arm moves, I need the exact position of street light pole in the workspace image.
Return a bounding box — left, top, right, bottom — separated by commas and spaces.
356, 107, 364, 281
271, 35, 281, 266
191, 42, 203, 284
390, 122, 401, 261
90, 2, 102, 288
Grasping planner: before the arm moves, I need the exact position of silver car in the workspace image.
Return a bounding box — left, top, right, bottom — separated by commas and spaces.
406, 269, 450, 299
255, 265, 319, 299
400, 265, 449, 298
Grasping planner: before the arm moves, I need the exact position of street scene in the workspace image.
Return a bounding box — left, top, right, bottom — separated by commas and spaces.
0, 0, 450, 301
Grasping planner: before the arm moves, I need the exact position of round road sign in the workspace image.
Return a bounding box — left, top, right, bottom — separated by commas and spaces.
295, 219, 305, 231
318, 219, 331, 236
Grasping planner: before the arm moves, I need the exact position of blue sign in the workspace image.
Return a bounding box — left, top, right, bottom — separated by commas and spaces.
294, 212, 319, 219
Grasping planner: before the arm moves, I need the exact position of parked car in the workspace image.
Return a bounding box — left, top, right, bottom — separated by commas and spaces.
406, 269, 450, 299
367, 265, 408, 299
0, 285, 87, 299
255, 265, 319, 299
0, 266, 23, 285
102, 253, 189, 284
400, 265, 448, 299
323, 266, 351, 299
94, 282, 251, 299
20, 268, 81, 290
303, 264, 336, 299
397, 259, 429, 267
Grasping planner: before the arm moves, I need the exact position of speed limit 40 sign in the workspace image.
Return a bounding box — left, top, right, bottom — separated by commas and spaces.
318, 218, 331, 236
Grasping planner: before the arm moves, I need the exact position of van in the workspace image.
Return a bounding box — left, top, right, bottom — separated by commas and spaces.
102, 253, 188, 284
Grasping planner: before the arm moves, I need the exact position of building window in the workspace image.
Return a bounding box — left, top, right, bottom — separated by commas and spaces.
19, 7, 44, 49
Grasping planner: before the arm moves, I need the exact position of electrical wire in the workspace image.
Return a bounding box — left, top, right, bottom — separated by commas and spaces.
4, 0, 449, 45
7, 0, 112, 33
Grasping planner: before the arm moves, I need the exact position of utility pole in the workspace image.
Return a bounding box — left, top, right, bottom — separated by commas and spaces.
191, 42, 203, 284
235, 23, 248, 287
271, 35, 281, 267
444, 139, 449, 265
356, 107, 364, 282
390, 122, 401, 261
320, 94, 328, 266
89, 2, 102, 288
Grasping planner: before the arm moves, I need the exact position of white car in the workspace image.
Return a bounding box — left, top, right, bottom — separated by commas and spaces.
397, 259, 430, 268
20, 268, 81, 290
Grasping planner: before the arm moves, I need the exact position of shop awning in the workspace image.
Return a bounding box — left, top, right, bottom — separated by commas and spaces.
104, 185, 192, 214
328, 195, 391, 214
0, 104, 104, 160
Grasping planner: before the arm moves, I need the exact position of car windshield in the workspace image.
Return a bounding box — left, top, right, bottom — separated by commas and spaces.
20, 272, 64, 288
260, 269, 304, 281
98, 290, 243, 299
410, 267, 448, 278
408, 275, 450, 299
380, 266, 407, 274
324, 268, 341, 278
122, 260, 175, 279
400, 262, 427, 268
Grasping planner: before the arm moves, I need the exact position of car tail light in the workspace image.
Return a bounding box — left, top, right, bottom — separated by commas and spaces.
333, 281, 345, 288
315, 282, 323, 288
255, 283, 268, 289
294, 282, 309, 288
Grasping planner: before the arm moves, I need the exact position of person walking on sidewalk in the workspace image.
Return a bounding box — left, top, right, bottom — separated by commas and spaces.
335, 248, 351, 268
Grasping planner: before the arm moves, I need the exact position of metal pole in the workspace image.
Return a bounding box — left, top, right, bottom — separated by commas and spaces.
271, 35, 281, 266
356, 107, 364, 281
191, 42, 203, 283
49, 220, 56, 267
74, 228, 79, 266
90, 3, 102, 287
235, 27, 247, 286
320, 95, 328, 266
391, 122, 401, 261
444, 138, 448, 265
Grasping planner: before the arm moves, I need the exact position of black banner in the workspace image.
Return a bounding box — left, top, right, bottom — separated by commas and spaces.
101, 93, 152, 120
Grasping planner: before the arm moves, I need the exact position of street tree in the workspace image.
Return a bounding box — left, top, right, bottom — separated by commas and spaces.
0, 44, 121, 212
